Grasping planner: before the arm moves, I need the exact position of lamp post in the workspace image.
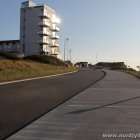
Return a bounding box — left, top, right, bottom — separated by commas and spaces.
67, 38, 69, 60
69, 49, 73, 62
63, 38, 66, 61
63, 38, 69, 61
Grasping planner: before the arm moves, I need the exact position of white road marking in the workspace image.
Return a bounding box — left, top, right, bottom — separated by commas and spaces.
67, 104, 140, 109
0, 70, 78, 86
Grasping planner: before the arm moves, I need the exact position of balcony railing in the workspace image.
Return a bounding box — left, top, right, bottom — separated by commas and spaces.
51, 48, 60, 55
51, 26, 60, 32
38, 39, 49, 45
51, 42, 59, 47
50, 35, 59, 39
38, 21, 50, 27
38, 31, 50, 36
39, 13, 50, 19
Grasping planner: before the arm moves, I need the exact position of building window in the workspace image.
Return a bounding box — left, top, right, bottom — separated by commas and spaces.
23, 44, 25, 52
7, 45, 11, 52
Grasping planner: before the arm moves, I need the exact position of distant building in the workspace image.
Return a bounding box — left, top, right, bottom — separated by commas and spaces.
0, 40, 20, 53
75, 62, 88, 67
20, 0, 61, 58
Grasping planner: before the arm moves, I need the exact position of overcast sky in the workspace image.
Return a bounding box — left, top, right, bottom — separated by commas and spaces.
0, 0, 140, 69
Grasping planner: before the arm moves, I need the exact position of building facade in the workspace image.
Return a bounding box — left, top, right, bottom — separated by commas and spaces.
75, 62, 88, 67
20, 0, 61, 58
0, 40, 20, 53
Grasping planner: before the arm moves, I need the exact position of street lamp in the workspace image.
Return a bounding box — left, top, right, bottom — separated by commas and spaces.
69, 49, 73, 62
67, 38, 69, 60
63, 38, 68, 61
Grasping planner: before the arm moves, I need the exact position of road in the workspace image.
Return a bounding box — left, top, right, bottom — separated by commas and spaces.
0, 69, 104, 140
7, 70, 140, 140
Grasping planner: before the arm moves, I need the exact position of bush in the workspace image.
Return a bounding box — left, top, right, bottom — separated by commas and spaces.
24, 55, 68, 66
0, 52, 20, 60
65, 60, 73, 66
128, 68, 137, 72
111, 67, 127, 71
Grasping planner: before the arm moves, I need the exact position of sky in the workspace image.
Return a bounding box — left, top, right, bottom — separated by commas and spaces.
0, 0, 140, 69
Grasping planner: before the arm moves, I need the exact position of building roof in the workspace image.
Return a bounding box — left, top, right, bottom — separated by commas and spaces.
0, 40, 20, 45
21, 0, 55, 12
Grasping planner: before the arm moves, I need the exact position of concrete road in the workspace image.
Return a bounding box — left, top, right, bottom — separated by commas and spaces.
0, 69, 104, 140
8, 70, 140, 140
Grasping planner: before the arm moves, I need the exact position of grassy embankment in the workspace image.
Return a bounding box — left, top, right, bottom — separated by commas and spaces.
123, 69, 140, 78
111, 67, 140, 78
0, 53, 77, 82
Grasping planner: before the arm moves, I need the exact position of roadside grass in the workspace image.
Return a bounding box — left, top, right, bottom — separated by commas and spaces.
111, 67, 140, 78
126, 69, 140, 78
0, 60, 77, 82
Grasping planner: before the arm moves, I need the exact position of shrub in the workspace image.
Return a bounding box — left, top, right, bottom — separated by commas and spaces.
0, 52, 20, 60
111, 67, 127, 71
128, 68, 137, 72
24, 55, 68, 66
65, 60, 73, 66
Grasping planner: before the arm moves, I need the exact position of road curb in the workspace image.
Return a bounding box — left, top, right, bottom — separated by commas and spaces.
0, 70, 78, 86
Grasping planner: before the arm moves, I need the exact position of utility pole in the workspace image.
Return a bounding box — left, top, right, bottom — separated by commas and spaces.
67, 38, 69, 60
63, 38, 69, 61
64, 39, 66, 61
69, 49, 73, 62
64, 38, 68, 61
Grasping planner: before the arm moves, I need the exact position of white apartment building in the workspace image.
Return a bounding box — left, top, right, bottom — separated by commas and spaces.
20, 0, 61, 58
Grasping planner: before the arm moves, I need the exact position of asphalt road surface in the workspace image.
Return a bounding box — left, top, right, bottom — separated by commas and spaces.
8, 70, 140, 140
0, 69, 104, 140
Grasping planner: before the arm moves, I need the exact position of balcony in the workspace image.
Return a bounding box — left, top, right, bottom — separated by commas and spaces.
39, 13, 50, 19
51, 26, 60, 32
38, 31, 50, 36
51, 47, 60, 55
38, 21, 50, 27
51, 42, 59, 47
50, 35, 59, 39
38, 39, 49, 45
